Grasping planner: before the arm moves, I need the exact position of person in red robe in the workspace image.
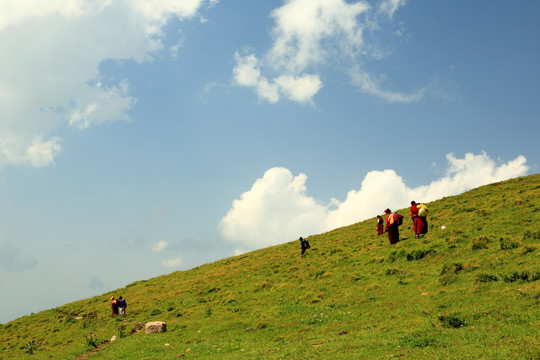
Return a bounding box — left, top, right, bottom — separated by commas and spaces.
410, 201, 428, 238
376, 215, 384, 235
110, 296, 119, 316
384, 208, 399, 244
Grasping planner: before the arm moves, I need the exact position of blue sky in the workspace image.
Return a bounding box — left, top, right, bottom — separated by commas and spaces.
0, 0, 538, 323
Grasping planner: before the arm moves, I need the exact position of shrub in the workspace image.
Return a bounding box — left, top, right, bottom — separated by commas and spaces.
503, 270, 540, 283
84, 331, 98, 348
26, 340, 41, 355
472, 237, 489, 250
406, 249, 434, 261
399, 332, 435, 348
440, 263, 463, 275
385, 268, 404, 276
439, 273, 457, 285
476, 273, 499, 283
522, 246, 536, 255
500, 237, 519, 250
117, 325, 126, 338
388, 250, 405, 263
523, 231, 540, 241
439, 263, 463, 285
438, 314, 466, 328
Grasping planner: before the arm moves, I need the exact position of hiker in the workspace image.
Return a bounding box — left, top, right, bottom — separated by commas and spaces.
110, 296, 119, 316
300, 237, 310, 257
376, 215, 384, 235
118, 296, 127, 316
384, 208, 400, 244
410, 201, 428, 239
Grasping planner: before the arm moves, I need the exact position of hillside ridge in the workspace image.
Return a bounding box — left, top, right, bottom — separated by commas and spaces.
1, 174, 539, 359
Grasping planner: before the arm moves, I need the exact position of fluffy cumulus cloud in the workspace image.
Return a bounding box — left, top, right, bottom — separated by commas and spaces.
220, 152, 529, 250
232, 0, 424, 104
0, 0, 211, 169
219, 167, 328, 249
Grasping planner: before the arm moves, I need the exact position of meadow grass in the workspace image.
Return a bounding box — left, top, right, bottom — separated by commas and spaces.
1, 174, 539, 359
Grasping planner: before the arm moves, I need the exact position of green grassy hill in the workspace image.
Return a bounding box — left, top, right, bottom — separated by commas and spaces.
1, 174, 539, 360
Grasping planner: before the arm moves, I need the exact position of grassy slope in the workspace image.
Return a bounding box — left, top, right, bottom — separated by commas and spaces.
1, 174, 539, 360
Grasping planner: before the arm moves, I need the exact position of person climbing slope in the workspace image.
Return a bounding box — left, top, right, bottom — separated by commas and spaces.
410, 201, 428, 239
376, 215, 384, 235
384, 208, 400, 244
300, 237, 310, 257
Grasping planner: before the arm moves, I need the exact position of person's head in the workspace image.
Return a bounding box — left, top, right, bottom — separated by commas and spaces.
411, 201, 416, 205
119, 296, 123, 300
384, 208, 391, 214
377, 215, 382, 218
110, 296, 115, 301
299, 237, 303, 241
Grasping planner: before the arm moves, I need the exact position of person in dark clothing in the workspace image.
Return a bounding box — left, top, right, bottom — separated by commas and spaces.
118, 296, 127, 316
300, 237, 310, 257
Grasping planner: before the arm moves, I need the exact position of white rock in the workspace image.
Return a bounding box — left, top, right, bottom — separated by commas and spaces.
145, 321, 167, 334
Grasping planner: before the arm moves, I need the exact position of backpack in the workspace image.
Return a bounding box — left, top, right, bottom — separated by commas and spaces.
393, 213, 404, 226
417, 204, 428, 218
306, 241, 311, 249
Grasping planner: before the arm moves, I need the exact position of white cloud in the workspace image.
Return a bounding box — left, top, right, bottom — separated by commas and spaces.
232, 52, 321, 104
152, 240, 168, 253
233, 0, 423, 104
161, 255, 182, 268
0, 0, 208, 169
233, 52, 279, 103
378, 0, 406, 20
219, 152, 529, 250
275, 74, 322, 104
26, 137, 63, 168
348, 66, 426, 103
219, 167, 328, 249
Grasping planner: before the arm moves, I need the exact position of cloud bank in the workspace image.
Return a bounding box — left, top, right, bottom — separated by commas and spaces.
232, 0, 424, 104
0, 0, 212, 169
219, 152, 529, 251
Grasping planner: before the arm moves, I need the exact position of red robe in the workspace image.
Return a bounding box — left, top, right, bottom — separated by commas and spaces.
410, 204, 419, 220
414, 216, 428, 235
111, 298, 119, 315
377, 217, 384, 235
385, 213, 399, 244
411, 204, 428, 235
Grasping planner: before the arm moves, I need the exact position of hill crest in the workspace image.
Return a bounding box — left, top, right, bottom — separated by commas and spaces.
1, 174, 539, 359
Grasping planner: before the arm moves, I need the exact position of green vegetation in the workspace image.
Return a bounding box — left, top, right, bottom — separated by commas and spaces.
1, 174, 539, 359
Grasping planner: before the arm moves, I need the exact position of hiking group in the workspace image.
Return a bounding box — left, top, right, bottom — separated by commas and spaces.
379, 201, 429, 244
299, 200, 429, 256
110, 296, 127, 316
